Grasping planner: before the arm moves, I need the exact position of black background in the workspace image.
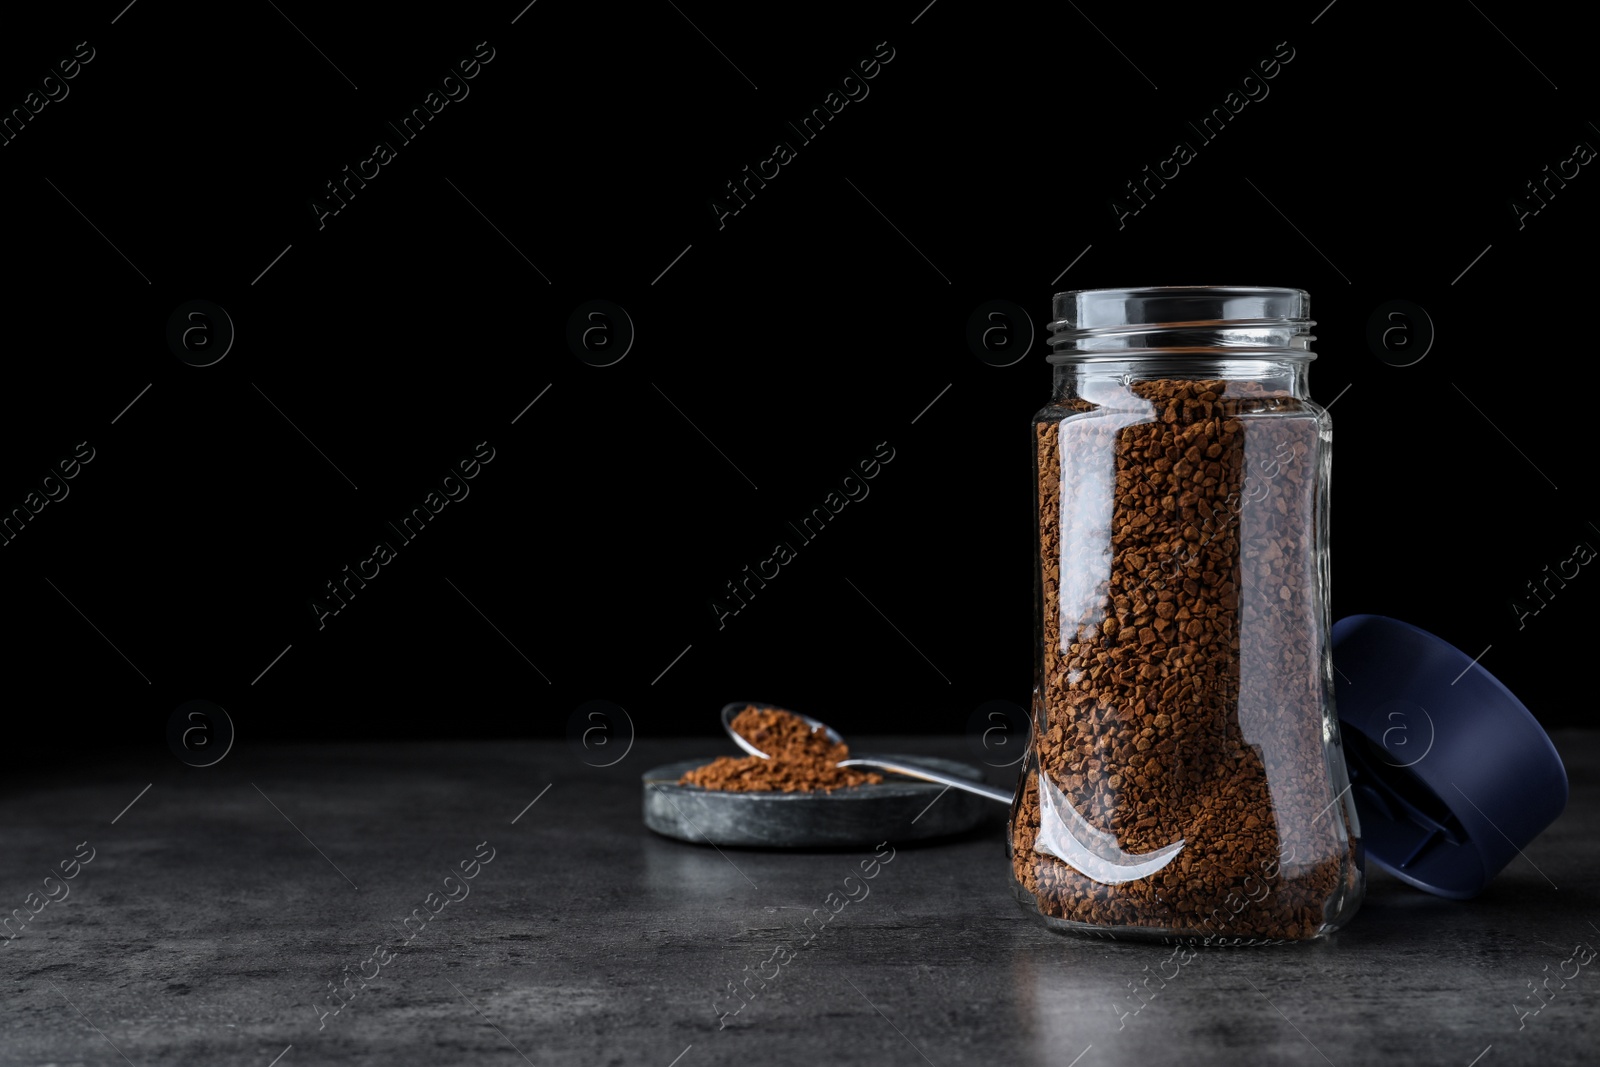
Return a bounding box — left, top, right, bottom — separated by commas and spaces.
3, 0, 1594, 756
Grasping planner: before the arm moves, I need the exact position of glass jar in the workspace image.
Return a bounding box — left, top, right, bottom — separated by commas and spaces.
1009, 286, 1363, 944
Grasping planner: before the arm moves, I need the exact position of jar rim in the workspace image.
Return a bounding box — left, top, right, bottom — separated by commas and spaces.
1048, 286, 1315, 359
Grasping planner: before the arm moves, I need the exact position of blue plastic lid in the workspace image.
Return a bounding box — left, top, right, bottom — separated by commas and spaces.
1331, 614, 1567, 899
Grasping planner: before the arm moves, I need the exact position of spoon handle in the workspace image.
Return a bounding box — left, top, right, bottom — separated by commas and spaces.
837, 758, 1013, 804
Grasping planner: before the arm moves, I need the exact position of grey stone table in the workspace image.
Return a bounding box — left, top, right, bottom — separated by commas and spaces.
4, 734, 1596, 1066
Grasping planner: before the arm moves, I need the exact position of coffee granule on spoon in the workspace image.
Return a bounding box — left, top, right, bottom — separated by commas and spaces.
680, 706, 884, 793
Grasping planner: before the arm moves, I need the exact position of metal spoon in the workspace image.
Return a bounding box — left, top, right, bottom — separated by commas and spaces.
719, 702, 1013, 803
718, 701, 1185, 883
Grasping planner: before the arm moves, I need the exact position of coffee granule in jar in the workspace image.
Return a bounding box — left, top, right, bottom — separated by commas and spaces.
680, 706, 884, 793
1011, 377, 1360, 942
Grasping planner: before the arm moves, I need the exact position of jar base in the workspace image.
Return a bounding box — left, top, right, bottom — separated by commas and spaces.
1008, 876, 1346, 947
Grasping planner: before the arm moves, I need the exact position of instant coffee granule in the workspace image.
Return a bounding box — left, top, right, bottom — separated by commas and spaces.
1012, 378, 1359, 941
680, 706, 884, 793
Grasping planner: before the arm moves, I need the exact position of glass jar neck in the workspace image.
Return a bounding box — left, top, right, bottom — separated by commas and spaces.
1050, 356, 1311, 402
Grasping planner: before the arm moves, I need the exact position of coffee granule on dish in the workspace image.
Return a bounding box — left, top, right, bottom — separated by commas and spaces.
1012, 378, 1359, 942
680, 706, 884, 793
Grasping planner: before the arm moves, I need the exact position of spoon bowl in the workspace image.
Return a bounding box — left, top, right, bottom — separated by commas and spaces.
720, 701, 844, 758
720, 701, 1013, 804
